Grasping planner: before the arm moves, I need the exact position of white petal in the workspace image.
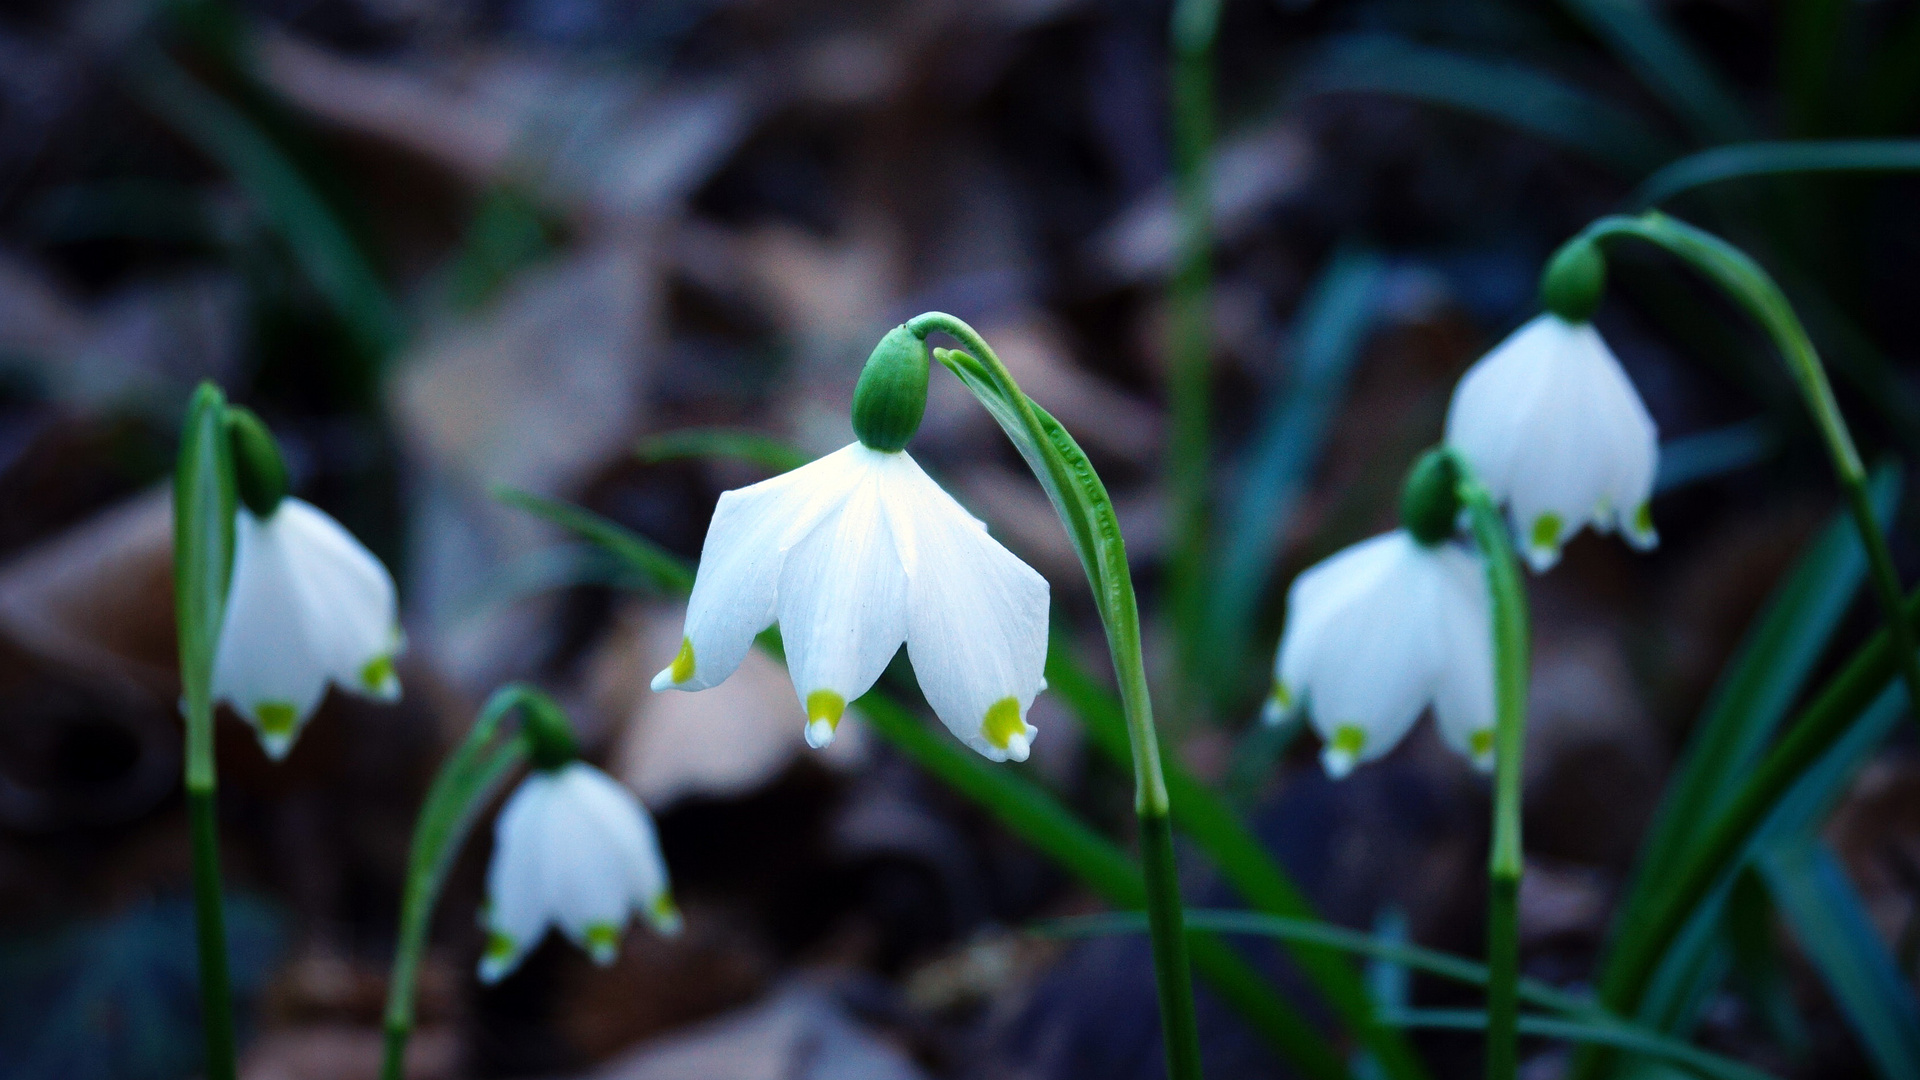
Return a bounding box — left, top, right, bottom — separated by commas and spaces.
1274, 532, 1407, 712
275, 500, 403, 701
544, 767, 644, 964
1427, 546, 1497, 771
1446, 316, 1659, 570
891, 454, 1050, 762
1275, 533, 1453, 776
654, 445, 867, 692
777, 451, 910, 742
481, 772, 560, 982
565, 765, 671, 916
210, 498, 397, 758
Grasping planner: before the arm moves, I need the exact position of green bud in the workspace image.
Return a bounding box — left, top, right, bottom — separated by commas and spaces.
520, 692, 579, 771
1400, 448, 1463, 546
224, 407, 289, 518
1540, 238, 1607, 323
851, 325, 929, 452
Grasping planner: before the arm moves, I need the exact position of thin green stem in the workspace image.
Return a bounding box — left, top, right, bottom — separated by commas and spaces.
1456, 462, 1532, 1080
1575, 212, 1920, 733
174, 383, 238, 1080
906, 312, 1201, 1080
381, 687, 538, 1080
1167, 0, 1220, 712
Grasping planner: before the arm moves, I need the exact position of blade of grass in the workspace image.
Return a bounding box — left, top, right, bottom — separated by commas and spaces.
1208, 245, 1382, 691
1631, 140, 1920, 210
1384, 1011, 1772, 1080
1553, 0, 1754, 143
634, 428, 813, 472
1166, 0, 1221, 721
126, 49, 404, 375
500, 490, 1354, 1078
1040, 912, 1778, 1080
1593, 606, 1918, 1040
1626, 465, 1898, 897
1290, 36, 1679, 175
1045, 648, 1431, 1080
1756, 839, 1920, 1080
1653, 419, 1777, 493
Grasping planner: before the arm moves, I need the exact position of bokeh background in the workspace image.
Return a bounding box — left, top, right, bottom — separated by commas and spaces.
0, 1, 1917, 1077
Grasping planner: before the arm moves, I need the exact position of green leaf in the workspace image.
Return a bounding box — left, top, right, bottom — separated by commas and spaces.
1207, 245, 1382, 687
493, 487, 694, 595
1044, 648, 1427, 1080
1778, 0, 1848, 136
1757, 839, 1920, 1080
1040, 910, 1778, 1080
635, 428, 814, 473
1553, 0, 1754, 143
1631, 140, 1920, 209
1289, 36, 1678, 175
127, 50, 404, 375
1384, 1010, 1773, 1080
1653, 419, 1776, 494
1628, 465, 1898, 893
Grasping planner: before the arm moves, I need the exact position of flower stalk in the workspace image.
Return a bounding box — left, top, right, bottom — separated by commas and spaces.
902, 312, 1204, 1080
381, 686, 535, 1080
1453, 454, 1533, 1080
174, 382, 240, 1080
1566, 212, 1920, 729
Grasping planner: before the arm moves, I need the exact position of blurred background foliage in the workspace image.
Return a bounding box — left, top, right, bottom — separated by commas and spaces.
0, 0, 1915, 1077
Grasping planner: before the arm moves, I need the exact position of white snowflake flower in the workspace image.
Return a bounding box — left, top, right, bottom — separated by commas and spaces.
1268, 530, 1495, 776
480, 762, 677, 983
1445, 314, 1659, 572
651, 443, 1049, 763
211, 498, 402, 760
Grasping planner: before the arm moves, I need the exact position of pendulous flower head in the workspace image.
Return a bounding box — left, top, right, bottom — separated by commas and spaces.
651, 442, 1050, 763
480, 762, 677, 983
1445, 314, 1658, 572
1268, 530, 1494, 777
211, 498, 402, 760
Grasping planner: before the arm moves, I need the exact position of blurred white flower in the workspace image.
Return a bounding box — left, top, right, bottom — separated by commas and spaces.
1445, 314, 1659, 572
211, 498, 402, 760
480, 762, 677, 983
651, 443, 1049, 763
1268, 531, 1495, 777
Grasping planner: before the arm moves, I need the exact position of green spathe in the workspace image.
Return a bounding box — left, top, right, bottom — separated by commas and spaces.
1540, 239, 1606, 323
851, 325, 930, 452
520, 693, 580, 770
1400, 448, 1463, 546
225, 406, 289, 518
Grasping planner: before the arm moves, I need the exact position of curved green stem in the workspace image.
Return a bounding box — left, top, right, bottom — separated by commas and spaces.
1452, 459, 1533, 1080
380, 686, 540, 1080
1167, 0, 1220, 712
174, 382, 239, 1080
905, 312, 1202, 1080
1573, 214, 1920, 737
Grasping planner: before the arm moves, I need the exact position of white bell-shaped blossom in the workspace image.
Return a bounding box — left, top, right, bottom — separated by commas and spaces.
1267, 531, 1495, 777
651, 443, 1049, 763
211, 498, 402, 759
1445, 314, 1659, 572
480, 762, 677, 982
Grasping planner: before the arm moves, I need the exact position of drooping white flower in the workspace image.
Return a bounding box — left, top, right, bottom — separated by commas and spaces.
1445, 314, 1658, 572
480, 762, 677, 982
651, 442, 1049, 763
211, 497, 402, 759
1267, 531, 1495, 777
